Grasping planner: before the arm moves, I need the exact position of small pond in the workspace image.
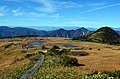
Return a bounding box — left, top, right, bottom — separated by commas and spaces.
3, 40, 21, 42
28, 41, 42, 45
47, 44, 53, 46
56, 44, 64, 47
73, 52, 89, 56
64, 44, 75, 48
55, 44, 75, 48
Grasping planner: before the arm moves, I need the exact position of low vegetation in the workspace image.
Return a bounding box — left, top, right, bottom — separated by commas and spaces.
83, 70, 120, 79
0, 60, 35, 79
4, 43, 13, 48
48, 45, 71, 56
47, 46, 77, 66
60, 56, 78, 66
0, 36, 120, 79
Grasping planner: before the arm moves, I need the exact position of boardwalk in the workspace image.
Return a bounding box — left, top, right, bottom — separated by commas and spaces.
20, 55, 45, 79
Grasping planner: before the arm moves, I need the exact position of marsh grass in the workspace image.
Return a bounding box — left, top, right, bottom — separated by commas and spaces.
0, 37, 120, 79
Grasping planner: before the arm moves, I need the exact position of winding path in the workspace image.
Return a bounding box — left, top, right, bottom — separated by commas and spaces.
20, 54, 45, 79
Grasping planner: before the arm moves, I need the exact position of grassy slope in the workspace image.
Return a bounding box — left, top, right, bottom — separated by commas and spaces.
87, 27, 120, 45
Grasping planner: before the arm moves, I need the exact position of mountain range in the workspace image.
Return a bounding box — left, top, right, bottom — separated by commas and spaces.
0, 26, 120, 38
0, 26, 91, 38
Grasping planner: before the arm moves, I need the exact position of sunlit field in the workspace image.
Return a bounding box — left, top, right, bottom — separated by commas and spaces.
0, 37, 120, 79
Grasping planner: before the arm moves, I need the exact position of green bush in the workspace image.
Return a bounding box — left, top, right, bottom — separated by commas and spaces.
4, 44, 12, 48
25, 53, 36, 58
53, 45, 60, 49
48, 47, 59, 56
60, 56, 78, 66
89, 48, 92, 50
48, 46, 71, 56
98, 49, 100, 51
38, 51, 45, 55
58, 49, 71, 55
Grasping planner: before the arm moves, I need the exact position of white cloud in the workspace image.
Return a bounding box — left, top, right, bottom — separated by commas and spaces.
0, 6, 7, 16
58, 1, 82, 8
50, 13, 61, 21
1, 0, 83, 14
80, 3, 120, 14
31, 0, 82, 13
0, 6, 7, 11
33, 0, 56, 13
29, 12, 46, 17
11, 8, 23, 16
11, 7, 47, 17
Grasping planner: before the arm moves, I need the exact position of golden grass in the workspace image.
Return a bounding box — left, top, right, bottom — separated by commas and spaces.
70, 41, 120, 72
0, 37, 120, 74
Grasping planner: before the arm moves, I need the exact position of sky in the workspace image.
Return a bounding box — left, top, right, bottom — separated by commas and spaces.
0, 0, 120, 29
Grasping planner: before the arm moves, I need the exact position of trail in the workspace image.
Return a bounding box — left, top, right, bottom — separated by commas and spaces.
20, 55, 45, 79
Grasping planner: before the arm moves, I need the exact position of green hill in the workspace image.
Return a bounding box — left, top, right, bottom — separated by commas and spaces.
88, 27, 120, 45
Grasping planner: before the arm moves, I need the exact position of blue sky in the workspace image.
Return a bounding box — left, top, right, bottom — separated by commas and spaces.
0, 0, 120, 29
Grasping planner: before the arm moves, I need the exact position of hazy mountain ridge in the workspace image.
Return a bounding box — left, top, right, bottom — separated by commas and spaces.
0, 26, 47, 38
0, 26, 91, 38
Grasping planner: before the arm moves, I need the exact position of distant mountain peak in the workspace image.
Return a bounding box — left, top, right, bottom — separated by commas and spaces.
76, 27, 88, 31
88, 26, 120, 45
81, 27, 86, 29
96, 26, 113, 32
0, 26, 10, 29
58, 28, 66, 31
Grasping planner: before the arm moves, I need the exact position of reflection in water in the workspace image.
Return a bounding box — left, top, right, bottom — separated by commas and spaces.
73, 52, 89, 56
3, 40, 21, 42
28, 41, 42, 45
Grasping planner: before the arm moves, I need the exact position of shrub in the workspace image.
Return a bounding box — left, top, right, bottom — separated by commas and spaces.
53, 45, 60, 49
98, 49, 100, 51
25, 53, 36, 58
48, 47, 59, 56
60, 56, 78, 66
4, 44, 12, 48
41, 45, 47, 50
20, 50, 28, 53
38, 51, 45, 55
89, 48, 92, 50
58, 49, 71, 55
48, 46, 71, 56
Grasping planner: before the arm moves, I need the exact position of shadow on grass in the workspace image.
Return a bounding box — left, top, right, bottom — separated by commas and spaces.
75, 63, 85, 67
